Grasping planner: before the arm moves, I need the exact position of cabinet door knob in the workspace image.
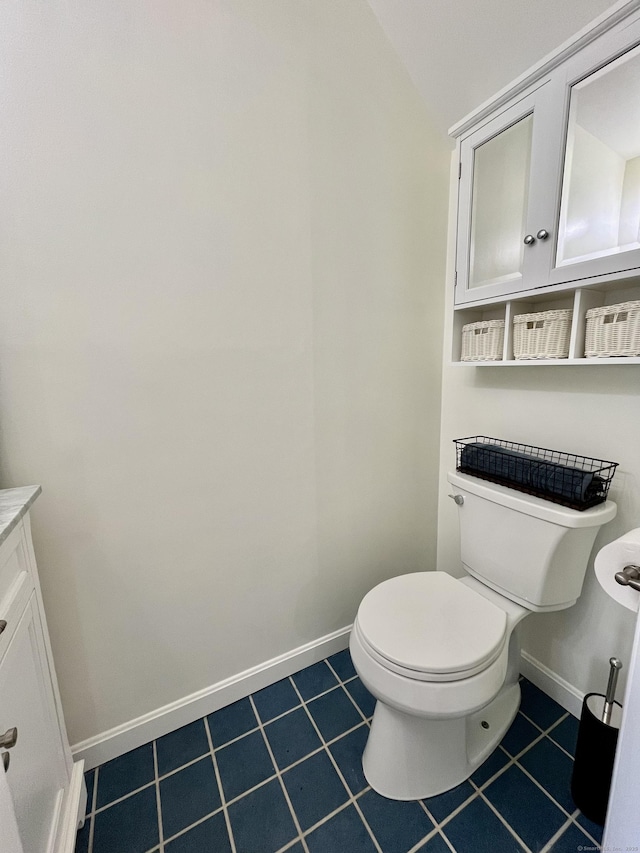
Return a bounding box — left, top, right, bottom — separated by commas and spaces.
523, 234, 536, 245
2, 752, 9, 772
536, 229, 550, 240
0, 728, 18, 749
0, 620, 6, 635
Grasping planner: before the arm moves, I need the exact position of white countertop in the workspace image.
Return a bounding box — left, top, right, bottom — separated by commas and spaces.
0, 486, 42, 546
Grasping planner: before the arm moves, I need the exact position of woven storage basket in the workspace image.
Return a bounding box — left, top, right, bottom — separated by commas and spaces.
585, 300, 640, 358
513, 309, 572, 360
461, 320, 505, 361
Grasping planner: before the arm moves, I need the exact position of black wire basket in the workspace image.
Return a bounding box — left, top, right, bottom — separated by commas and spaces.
454, 437, 618, 511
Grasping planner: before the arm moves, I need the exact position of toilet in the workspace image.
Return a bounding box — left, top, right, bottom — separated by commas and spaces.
349, 470, 616, 801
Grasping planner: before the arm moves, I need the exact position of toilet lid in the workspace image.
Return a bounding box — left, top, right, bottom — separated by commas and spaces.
357, 572, 508, 676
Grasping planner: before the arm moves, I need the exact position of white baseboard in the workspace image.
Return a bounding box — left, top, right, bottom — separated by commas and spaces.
520, 650, 584, 719
72, 631, 583, 770
73, 626, 351, 771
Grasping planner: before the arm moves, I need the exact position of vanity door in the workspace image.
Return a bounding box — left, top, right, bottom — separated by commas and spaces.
0, 594, 69, 853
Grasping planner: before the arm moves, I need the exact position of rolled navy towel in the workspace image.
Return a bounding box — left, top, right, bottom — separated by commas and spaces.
459, 442, 603, 506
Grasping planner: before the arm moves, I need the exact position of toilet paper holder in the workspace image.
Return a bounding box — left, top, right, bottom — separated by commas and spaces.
614, 564, 640, 591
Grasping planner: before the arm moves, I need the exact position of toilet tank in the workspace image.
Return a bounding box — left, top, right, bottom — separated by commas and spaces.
447, 471, 617, 611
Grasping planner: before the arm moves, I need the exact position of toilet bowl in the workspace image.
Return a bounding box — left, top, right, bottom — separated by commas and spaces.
350, 471, 617, 801
349, 572, 527, 799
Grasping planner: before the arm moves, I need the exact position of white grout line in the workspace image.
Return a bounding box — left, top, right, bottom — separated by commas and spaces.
471, 746, 515, 792
417, 797, 438, 828
545, 713, 579, 761
287, 676, 385, 853
438, 830, 459, 853
89, 779, 163, 816
504, 722, 548, 760
86, 766, 98, 853
502, 709, 575, 768
473, 787, 533, 853
538, 813, 576, 853
512, 755, 577, 821
569, 809, 602, 848
152, 741, 164, 852
274, 840, 305, 853
247, 692, 311, 853
204, 715, 238, 853
324, 658, 371, 725
404, 825, 443, 853
285, 798, 355, 846
422, 789, 478, 833
406, 823, 459, 853
210, 722, 263, 749
519, 709, 576, 761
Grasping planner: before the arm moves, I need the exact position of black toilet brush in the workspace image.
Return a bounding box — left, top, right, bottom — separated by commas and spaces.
570, 657, 623, 826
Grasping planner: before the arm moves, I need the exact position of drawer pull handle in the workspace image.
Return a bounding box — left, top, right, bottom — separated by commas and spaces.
0, 620, 6, 635
2, 752, 9, 772
0, 728, 18, 749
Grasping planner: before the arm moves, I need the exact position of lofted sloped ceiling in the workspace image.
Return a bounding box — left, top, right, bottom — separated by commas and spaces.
366, 0, 618, 140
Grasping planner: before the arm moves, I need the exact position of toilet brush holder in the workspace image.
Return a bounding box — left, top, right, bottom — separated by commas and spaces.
570, 659, 622, 826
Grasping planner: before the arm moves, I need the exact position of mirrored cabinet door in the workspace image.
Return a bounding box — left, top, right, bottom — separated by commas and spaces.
455, 86, 557, 305
551, 26, 640, 283
469, 114, 533, 292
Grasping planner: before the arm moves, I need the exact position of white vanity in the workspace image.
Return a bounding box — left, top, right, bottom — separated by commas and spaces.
0, 487, 85, 853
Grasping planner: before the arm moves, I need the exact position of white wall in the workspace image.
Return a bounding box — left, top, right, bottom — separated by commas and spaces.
438, 166, 640, 700
0, 0, 449, 745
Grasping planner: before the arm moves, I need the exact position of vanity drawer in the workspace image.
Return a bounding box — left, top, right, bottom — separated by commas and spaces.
0, 524, 34, 659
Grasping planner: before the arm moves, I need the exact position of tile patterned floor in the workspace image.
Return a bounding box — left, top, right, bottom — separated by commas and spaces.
75, 651, 605, 853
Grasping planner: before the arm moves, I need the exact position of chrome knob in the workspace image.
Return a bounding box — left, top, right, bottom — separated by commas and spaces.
2, 752, 9, 773
448, 493, 464, 506
523, 234, 535, 246
0, 728, 17, 750
0, 620, 6, 635
536, 229, 550, 240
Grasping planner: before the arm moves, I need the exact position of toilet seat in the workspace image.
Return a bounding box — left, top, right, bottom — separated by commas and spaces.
356, 572, 508, 683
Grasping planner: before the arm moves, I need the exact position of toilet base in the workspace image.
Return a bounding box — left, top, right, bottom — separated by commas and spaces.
362, 681, 520, 800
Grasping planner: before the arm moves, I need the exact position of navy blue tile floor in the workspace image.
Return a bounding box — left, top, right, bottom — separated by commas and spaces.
75, 649, 604, 853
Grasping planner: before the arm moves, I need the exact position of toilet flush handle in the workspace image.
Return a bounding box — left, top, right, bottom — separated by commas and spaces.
448, 494, 464, 506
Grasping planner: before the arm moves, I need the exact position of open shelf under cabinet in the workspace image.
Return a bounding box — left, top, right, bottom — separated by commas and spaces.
452, 282, 640, 366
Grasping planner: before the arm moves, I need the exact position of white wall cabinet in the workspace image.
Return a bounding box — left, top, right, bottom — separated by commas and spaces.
0, 488, 85, 853
452, 1, 640, 364
456, 81, 562, 304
